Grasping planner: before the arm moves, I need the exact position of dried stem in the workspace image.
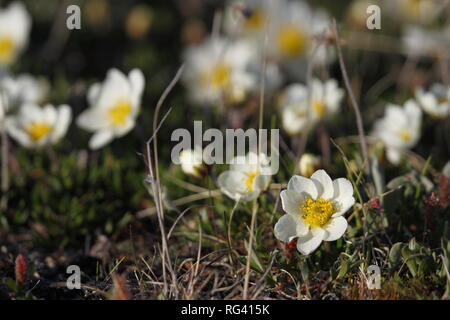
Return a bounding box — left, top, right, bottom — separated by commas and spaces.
146, 64, 184, 298
333, 19, 371, 177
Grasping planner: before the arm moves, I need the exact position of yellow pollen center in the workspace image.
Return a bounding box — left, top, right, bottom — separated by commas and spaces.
108, 100, 132, 126
26, 123, 52, 142
244, 10, 265, 30
277, 26, 309, 58
312, 100, 326, 118
398, 129, 412, 142
244, 171, 259, 192
0, 36, 14, 64
301, 198, 335, 228
206, 63, 231, 89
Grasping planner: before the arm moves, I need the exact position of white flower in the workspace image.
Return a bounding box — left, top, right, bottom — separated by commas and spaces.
389, 0, 443, 25
274, 170, 355, 255
223, 0, 272, 40
373, 99, 422, 164
183, 37, 258, 106
0, 1, 31, 66
0, 73, 49, 109
217, 152, 272, 202
279, 79, 344, 135
415, 84, 450, 119
5, 103, 71, 148
179, 148, 205, 178
402, 25, 449, 57
77, 68, 145, 150
298, 153, 320, 178
268, 0, 332, 65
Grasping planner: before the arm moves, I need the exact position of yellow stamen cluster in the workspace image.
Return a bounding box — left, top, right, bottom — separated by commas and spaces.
207, 63, 230, 89
0, 36, 14, 64
398, 129, 412, 142
26, 123, 52, 142
244, 171, 259, 192
277, 26, 308, 58
301, 197, 335, 228
312, 100, 326, 118
108, 100, 132, 126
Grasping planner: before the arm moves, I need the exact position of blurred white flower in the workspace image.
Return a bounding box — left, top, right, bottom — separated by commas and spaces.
389, 0, 443, 25
183, 37, 258, 106
224, 0, 272, 40
274, 170, 354, 255
402, 25, 449, 57
415, 84, 450, 119
268, 0, 332, 66
77, 68, 145, 150
0, 1, 31, 66
373, 100, 422, 164
5, 103, 71, 148
279, 79, 344, 135
217, 152, 272, 202
0, 73, 49, 109
298, 153, 321, 177
179, 148, 205, 178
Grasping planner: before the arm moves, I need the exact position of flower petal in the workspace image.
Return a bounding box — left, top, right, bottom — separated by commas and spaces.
296, 228, 325, 255
217, 170, 249, 202
287, 175, 318, 199
280, 189, 304, 215
51, 105, 72, 143
274, 214, 297, 242
89, 129, 114, 150
310, 169, 333, 199
323, 216, 348, 241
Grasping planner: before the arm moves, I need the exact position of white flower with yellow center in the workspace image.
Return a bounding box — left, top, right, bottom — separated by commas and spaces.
76, 68, 145, 150
0, 2, 31, 66
279, 79, 344, 135
373, 100, 422, 164
269, 1, 331, 65
5, 103, 71, 148
274, 170, 355, 255
217, 152, 272, 202
183, 37, 258, 105
179, 148, 206, 178
415, 84, 450, 119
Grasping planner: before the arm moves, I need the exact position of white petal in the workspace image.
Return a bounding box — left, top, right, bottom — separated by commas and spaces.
386, 148, 402, 164
274, 214, 298, 242
280, 189, 304, 215
310, 169, 334, 199
287, 175, 318, 199
296, 228, 325, 255
76, 108, 109, 131
129, 68, 145, 110
89, 129, 114, 150
331, 178, 355, 217
87, 83, 101, 106
323, 216, 348, 241
51, 105, 72, 143
5, 118, 31, 148
217, 170, 249, 202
